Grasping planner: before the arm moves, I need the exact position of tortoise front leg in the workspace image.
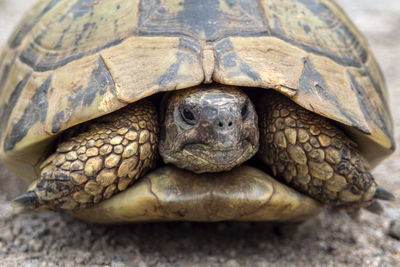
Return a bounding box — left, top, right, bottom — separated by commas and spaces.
13, 100, 159, 211
257, 91, 394, 212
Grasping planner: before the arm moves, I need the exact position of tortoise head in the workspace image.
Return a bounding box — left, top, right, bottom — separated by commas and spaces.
159, 85, 259, 173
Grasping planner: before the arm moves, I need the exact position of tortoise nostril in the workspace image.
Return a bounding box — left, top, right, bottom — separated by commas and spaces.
217, 121, 233, 130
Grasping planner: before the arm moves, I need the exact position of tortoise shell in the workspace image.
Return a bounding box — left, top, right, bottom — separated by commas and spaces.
0, 0, 394, 181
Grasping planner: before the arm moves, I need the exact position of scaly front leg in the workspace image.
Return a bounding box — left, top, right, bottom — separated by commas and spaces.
257, 91, 394, 212
14, 100, 159, 211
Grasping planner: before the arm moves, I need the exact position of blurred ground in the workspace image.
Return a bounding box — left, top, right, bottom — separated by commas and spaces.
0, 0, 400, 266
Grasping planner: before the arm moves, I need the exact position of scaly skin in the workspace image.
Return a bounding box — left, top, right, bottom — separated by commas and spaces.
13, 87, 392, 214
14, 100, 159, 211
257, 91, 376, 209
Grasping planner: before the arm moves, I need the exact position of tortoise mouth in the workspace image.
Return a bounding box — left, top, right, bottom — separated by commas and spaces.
182, 139, 254, 166
160, 137, 258, 173
71, 165, 323, 223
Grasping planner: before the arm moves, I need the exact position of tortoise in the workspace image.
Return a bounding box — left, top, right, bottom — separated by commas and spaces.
0, 0, 395, 223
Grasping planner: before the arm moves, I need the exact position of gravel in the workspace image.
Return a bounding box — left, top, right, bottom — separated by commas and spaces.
1, 0, 400, 266
389, 220, 400, 240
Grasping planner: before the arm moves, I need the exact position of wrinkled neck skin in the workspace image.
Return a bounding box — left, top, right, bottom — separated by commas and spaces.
159, 84, 259, 173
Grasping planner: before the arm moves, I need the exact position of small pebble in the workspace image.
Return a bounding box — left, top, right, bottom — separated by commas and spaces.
19, 243, 28, 252
0, 229, 14, 242
223, 259, 241, 267
111, 260, 126, 267
388, 220, 400, 240
0, 242, 9, 254
28, 239, 44, 252
75, 251, 92, 264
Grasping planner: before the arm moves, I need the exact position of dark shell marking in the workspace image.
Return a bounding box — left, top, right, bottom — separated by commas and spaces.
0, 0, 394, 181
51, 57, 116, 134
7, 0, 372, 72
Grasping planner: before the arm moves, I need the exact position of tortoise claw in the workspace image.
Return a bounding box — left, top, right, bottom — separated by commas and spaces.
12, 192, 40, 213
374, 186, 395, 201
364, 201, 384, 215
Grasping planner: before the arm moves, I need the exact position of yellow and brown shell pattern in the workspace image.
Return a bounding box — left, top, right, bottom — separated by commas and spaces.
0, 0, 394, 185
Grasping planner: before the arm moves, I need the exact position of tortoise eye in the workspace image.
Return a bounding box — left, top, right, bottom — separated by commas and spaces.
241, 103, 248, 118
181, 107, 196, 124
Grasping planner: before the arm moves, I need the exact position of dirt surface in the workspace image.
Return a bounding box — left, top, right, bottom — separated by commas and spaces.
1, 0, 400, 266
